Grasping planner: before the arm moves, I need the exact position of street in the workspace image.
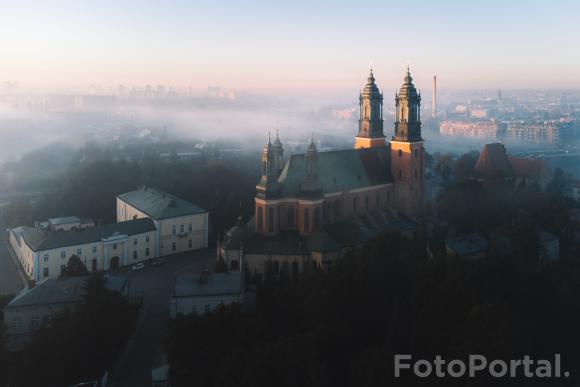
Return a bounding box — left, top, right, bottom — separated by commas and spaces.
109, 248, 216, 387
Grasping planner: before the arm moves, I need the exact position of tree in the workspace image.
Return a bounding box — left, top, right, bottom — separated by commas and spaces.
60, 254, 89, 277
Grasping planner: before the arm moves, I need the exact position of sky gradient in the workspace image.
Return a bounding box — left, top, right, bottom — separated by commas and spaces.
1, 0, 579, 91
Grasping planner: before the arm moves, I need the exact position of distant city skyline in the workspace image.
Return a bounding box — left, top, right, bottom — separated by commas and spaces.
1, 0, 580, 91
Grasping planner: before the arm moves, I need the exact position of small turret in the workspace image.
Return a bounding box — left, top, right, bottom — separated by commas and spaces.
256, 133, 280, 199
301, 136, 321, 197
355, 66, 385, 149
271, 130, 284, 176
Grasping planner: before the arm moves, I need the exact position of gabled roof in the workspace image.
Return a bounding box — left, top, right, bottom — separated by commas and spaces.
5, 275, 126, 309
277, 147, 392, 198
118, 187, 206, 220
474, 143, 513, 179
20, 218, 156, 251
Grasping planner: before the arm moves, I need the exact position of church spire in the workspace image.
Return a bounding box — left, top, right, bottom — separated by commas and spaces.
256, 133, 280, 198
393, 67, 422, 142
354, 67, 385, 149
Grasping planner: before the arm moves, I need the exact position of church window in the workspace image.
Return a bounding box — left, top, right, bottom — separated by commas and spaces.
287, 206, 295, 227
268, 208, 274, 232
399, 170, 403, 180
262, 161, 267, 175
398, 149, 403, 158
257, 207, 263, 232
304, 208, 310, 232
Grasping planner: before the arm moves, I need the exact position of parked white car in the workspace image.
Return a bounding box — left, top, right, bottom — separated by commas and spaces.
131, 263, 145, 271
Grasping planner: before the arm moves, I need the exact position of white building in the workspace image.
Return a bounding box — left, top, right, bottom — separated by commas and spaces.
169, 270, 244, 318
117, 187, 209, 256
9, 218, 158, 281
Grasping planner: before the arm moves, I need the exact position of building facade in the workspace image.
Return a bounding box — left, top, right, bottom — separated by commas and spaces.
219, 68, 424, 279
117, 187, 209, 256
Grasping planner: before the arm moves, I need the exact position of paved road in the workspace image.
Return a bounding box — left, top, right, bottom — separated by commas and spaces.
109, 248, 216, 387
0, 237, 24, 295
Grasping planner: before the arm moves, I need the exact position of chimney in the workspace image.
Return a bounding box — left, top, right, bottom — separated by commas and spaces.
27, 279, 36, 289
432, 75, 437, 118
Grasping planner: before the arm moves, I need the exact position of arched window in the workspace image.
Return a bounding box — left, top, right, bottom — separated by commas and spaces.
262, 161, 267, 175
257, 207, 263, 232
304, 208, 310, 232
398, 149, 403, 158
314, 208, 321, 229
287, 206, 295, 227
268, 207, 274, 232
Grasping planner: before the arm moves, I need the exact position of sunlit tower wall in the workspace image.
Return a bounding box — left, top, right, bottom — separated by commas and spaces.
431, 75, 437, 118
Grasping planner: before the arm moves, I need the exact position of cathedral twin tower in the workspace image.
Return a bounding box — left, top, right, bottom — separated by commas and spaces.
255, 67, 424, 238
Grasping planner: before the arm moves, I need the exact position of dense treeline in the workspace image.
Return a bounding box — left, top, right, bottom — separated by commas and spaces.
0, 274, 138, 386
3, 156, 258, 241
166, 233, 580, 387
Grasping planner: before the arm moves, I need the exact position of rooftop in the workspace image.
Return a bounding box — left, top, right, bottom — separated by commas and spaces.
173, 271, 242, 298
5, 275, 126, 309
18, 218, 156, 251
118, 187, 206, 220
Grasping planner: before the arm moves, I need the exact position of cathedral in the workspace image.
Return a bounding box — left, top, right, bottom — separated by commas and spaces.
218, 68, 425, 277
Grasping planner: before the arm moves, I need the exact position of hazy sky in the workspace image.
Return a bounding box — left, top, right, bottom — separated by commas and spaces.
1, 0, 579, 91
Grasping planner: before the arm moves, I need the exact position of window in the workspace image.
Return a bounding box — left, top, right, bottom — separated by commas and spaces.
145, 248, 150, 257
172, 242, 176, 251
287, 206, 295, 227
133, 238, 138, 246
188, 239, 192, 248
180, 224, 185, 233
268, 208, 274, 232
132, 251, 137, 260
273, 261, 280, 275
172, 225, 177, 235
60, 251, 66, 259
43, 254, 49, 262
60, 265, 66, 274
188, 223, 193, 232
303, 208, 310, 232
31, 316, 39, 329
146, 235, 150, 243
92, 259, 97, 272
43, 268, 49, 278
112, 244, 117, 250
257, 207, 264, 232
92, 246, 97, 254
262, 161, 267, 175
12, 317, 21, 330
205, 304, 210, 313
398, 149, 403, 158
77, 248, 82, 255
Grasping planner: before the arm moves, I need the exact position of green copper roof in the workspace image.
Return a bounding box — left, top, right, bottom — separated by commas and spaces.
277, 147, 393, 198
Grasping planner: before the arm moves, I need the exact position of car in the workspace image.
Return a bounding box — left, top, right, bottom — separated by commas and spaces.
151, 258, 166, 266
131, 263, 145, 271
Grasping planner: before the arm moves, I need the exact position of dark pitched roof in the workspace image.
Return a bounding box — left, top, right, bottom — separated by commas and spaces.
277, 147, 393, 198
118, 187, 206, 220
21, 218, 156, 251
474, 143, 513, 179
5, 275, 126, 308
